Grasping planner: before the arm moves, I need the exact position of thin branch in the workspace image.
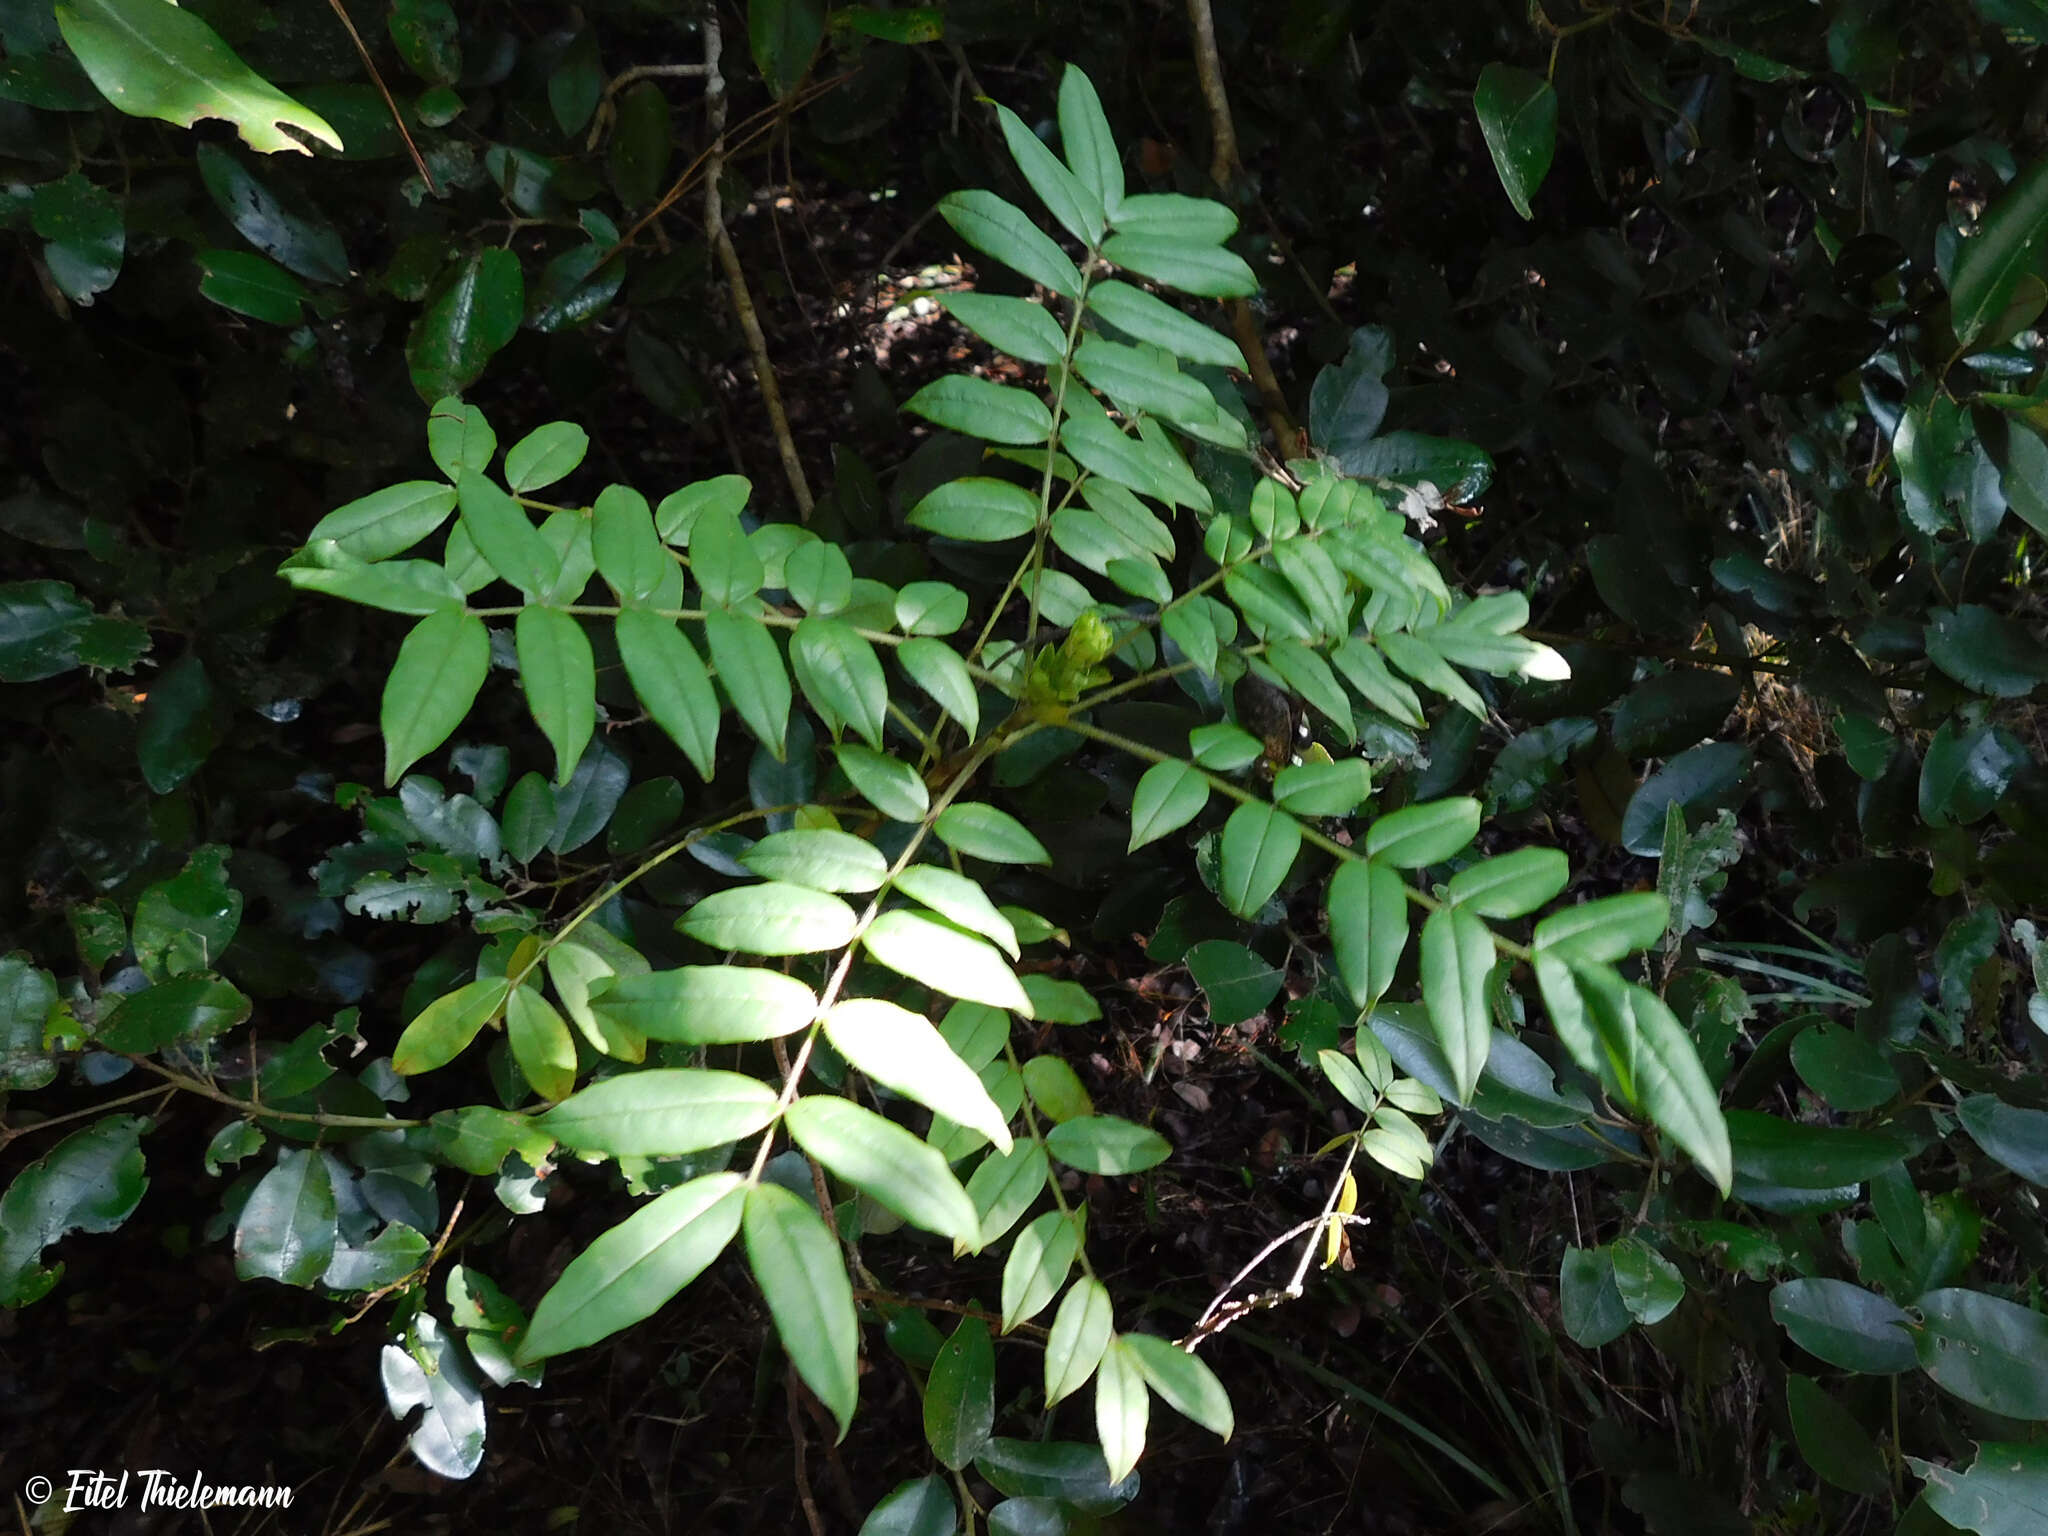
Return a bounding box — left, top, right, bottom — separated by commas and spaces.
323, 0, 437, 196
1185, 0, 1299, 448
703, 15, 814, 518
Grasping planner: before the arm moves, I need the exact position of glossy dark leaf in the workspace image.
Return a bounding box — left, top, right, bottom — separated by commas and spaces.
1474, 64, 1558, 219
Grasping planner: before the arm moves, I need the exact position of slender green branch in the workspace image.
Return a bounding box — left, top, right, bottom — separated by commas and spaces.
1004, 1038, 1099, 1285
134, 1059, 424, 1130
744, 727, 1029, 1184
1059, 717, 1534, 964
0, 1083, 174, 1147
465, 602, 1016, 689
1024, 268, 1100, 653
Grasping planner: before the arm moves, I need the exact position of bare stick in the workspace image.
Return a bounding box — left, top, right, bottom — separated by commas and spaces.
703, 16, 815, 518
1184, 0, 1299, 449
323, 0, 437, 196
1185, 1141, 1367, 1349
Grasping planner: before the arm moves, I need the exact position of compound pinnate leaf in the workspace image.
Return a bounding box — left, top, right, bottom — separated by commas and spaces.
56, 0, 342, 154
744, 1180, 858, 1438
381, 607, 491, 785
519, 1173, 744, 1362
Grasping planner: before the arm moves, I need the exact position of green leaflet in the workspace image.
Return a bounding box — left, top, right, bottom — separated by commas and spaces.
785, 1096, 981, 1249
896, 637, 980, 737
790, 617, 887, 748
924, 1316, 998, 1470
995, 102, 1103, 245
1045, 1276, 1113, 1406
539, 1069, 780, 1156
933, 803, 1050, 865
1128, 760, 1209, 851
864, 910, 1032, 1014
515, 607, 596, 785
1216, 801, 1301, 918
677, 882, 858, 956
939, 189, 1082, 299
590, 965, 816, 1044
381, 607, 491, 785
592, 485, 671, 604
702, 608, 792, 757
505, 985, 577, 1101
744, 1181, 859, 1438
1419, 905, 1495, 1102
1094, 1335, 1149, 1483
518, 1173, 745, 1362
392, 976, 511, 1075
614, 610, 720, 780
824, 997, 1015, 1150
